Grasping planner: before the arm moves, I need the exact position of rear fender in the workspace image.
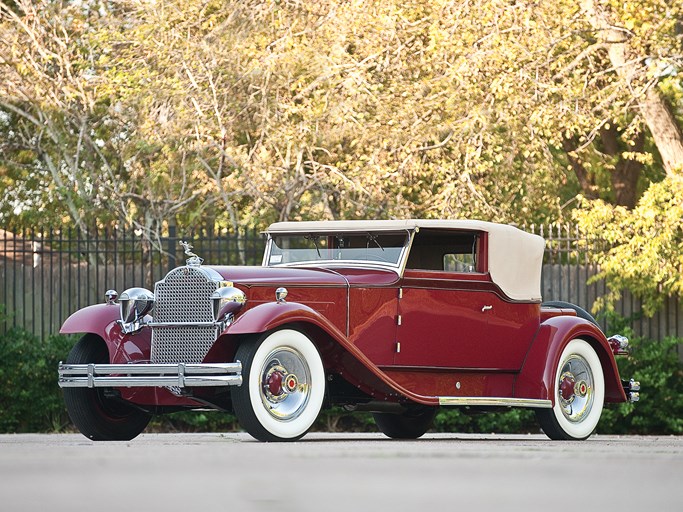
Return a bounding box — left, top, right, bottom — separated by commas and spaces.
60, 304, 151, 365
516, 316, 626, 404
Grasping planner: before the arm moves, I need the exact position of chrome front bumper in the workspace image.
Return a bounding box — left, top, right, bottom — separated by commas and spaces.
58, 362, 242, 388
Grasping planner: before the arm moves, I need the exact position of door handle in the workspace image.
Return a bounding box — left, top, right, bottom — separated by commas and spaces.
481, 305, 493, 312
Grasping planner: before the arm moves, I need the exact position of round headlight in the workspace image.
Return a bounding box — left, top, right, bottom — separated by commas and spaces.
119, 287, 155, 324
211, 286, 246, 322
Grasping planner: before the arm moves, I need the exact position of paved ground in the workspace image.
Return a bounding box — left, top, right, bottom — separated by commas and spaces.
1, 433, 682, 512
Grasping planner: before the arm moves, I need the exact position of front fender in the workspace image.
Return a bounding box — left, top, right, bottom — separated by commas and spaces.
60, 303, 120, 338
60, 304, 151, 365
225, 302, 442, 406
227, 302, 346, 339
515, 316, 626, 404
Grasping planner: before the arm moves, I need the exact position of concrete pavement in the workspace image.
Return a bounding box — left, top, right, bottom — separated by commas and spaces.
1, 433, 682, 511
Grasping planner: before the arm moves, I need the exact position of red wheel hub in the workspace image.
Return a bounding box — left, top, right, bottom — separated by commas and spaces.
560, 374, 576, 401
267, 371, 284, 396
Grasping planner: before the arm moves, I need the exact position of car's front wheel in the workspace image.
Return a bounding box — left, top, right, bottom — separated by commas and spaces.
536, 339, 605, 440
231, 329, 325, 442
373, 406, 437, 439
63, 335, 151, 441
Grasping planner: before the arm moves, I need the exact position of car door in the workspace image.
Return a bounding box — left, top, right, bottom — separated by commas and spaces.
392, 228, 536, 371
394, 270, 495, 369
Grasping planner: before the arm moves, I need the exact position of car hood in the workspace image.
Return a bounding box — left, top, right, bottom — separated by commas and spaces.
206, 265, 400, 287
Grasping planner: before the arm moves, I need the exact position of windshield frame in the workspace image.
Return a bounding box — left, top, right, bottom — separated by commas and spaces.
262, 229, 415, 272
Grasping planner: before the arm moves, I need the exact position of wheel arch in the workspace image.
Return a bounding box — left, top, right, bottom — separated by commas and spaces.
60, 304, 120, 337
516, 316, 626, 404
213, 302, 347, 368
62, 329, 118, 364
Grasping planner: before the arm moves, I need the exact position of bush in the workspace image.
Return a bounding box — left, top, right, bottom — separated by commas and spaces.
434, 408, 538, 435
0, 328, 74, 432
149, 410, 241, 433
598, 335, 683, 434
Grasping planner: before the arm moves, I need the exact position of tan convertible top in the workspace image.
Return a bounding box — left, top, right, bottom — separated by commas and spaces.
266, 220, 545, 302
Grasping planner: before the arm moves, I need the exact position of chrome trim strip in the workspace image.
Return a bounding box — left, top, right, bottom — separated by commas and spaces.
147, 321, 220, 327
121, 318, 234, 333
321, 267, 351, 337
59, 375, 243, 388
262, 236, 273, 267
438, 397, 552, 408
274, 260, 402, 270
58, 362, 242, 388
398, 228, 416, 277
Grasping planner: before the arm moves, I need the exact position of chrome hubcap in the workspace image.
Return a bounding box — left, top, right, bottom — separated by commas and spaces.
259, 348, 311, 421
557, 355, 594, 423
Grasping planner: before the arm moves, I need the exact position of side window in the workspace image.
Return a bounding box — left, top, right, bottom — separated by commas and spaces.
443, 252, 476, 273
406, 230, 480, 273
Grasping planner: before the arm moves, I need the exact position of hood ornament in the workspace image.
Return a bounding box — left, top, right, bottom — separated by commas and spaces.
180, 241, 204, 267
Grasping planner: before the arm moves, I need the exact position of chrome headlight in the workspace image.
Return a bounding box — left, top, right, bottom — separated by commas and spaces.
119, 287, 155, 324
211, 286, 246, 322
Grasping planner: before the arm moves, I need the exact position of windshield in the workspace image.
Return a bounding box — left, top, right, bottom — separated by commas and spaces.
265, 232, 409, 267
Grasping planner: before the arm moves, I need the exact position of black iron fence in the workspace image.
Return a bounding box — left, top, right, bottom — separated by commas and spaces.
0, 226, 266, 339
1, 224, 681, 340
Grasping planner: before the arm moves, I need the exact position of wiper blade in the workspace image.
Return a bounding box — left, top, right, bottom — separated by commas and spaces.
304, 234, 321, 257
367, 233, 384, 251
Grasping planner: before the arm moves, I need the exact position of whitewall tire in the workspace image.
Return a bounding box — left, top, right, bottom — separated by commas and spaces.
536, 339, 605, 440
231, 329, 325, 442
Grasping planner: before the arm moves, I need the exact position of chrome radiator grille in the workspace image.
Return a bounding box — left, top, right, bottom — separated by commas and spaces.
151, 267, 219, 364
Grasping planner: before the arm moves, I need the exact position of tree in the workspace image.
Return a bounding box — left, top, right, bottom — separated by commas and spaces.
0, 0, 209, 241
1, 0, 681, 233
570, 1, 683, 314
581, 0, 683, 176
575, 176, 683, 316
0, 0, 118, 235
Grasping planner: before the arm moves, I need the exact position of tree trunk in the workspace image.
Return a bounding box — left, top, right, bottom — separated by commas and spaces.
600, 125, 644, 209
562, 137, 599, 200
581, 0, 683, 176
639, 88, 683, 174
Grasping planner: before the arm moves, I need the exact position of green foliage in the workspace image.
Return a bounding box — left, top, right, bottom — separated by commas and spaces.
0, 329, 73, 432
574, 176, 683, 315
149, 410, 241, 434
434, 408, 537, 435
314, 408, 377, 433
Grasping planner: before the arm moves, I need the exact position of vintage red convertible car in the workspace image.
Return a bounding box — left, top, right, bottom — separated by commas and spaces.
58, 220, 639, 441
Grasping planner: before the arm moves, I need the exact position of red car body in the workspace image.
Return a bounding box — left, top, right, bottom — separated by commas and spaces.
58, 220, 638, 441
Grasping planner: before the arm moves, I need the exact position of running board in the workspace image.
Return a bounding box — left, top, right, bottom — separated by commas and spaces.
438, 397, 552, 408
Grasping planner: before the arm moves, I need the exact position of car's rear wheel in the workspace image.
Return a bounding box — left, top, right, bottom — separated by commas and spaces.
231, 329, 325, 442
536, 339, 605, 440
373, 406, 437, 439
63, 335, 151, 441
